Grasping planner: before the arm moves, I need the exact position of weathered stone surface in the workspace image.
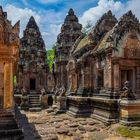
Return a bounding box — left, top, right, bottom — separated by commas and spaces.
85, 126, 97, 132
68, 123, 79, 128
47, 108, 54, 113
47, 134, 58, 140
57, 127, 69, 135
79, 121, 87, 125
78, 125, 86, 132
0, 6, 23, 140
16, 15, 49, 110
73, 135, 84, 140
23, 109, 138, 139
54, 8, 82, 89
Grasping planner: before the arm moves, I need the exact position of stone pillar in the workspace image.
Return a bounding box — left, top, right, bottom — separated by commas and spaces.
90, 61, 94, 92
113, 62, 120, 98
4, 62, 13, 109
136, 67, 140, 98
106, 56, 112, 89
104, 55, 113, 98
0, 63, 4, 108
83, 66, 92, 96
93, 62, 98, 93
56, 96, 67, 113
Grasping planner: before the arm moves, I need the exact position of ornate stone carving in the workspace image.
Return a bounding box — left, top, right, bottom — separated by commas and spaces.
17, 16, 48, 95
54, 8, 82, 89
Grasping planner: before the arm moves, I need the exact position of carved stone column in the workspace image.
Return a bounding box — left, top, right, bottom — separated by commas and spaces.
4, 62, 13, 109
93, 59, 99, 94
136, 67, 140, 98
113, 61, 120, 98
0, 63, 4, 108
104, 55, 113, 98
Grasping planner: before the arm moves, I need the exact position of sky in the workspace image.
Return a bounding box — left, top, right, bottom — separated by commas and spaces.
0, 0, 140, 50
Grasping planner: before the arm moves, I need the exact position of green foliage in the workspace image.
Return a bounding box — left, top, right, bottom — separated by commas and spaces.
47, 49, 55, 72
13, 75, 17, 86
116, 126, 140, 139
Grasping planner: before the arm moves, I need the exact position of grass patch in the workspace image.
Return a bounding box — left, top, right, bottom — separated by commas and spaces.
116, 126, 140, 139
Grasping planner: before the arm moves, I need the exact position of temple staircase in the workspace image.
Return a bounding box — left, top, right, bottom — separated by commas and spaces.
29, 92, 42, 111
0, 109, 24, 140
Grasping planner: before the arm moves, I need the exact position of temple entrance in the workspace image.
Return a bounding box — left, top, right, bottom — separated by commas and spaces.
30, 78, 36, 90
121, 70, 133, 91
97, 69, 104, 89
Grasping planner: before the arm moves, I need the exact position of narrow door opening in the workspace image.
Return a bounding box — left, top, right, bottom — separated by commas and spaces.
30, 78, 36, 90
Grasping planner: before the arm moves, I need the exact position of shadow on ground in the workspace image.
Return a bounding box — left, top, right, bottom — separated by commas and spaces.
15, 107, 42, 140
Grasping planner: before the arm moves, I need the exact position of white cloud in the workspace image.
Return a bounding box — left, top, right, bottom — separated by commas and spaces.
43, 24, 61, 50
124, 0, 140, 20
79, 0, 123, 27
79, 0, 140, 28
3, 0, 140, 50
5, 4, 41, 37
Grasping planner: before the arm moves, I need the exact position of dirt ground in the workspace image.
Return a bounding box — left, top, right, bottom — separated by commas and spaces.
20, 109, 137, 140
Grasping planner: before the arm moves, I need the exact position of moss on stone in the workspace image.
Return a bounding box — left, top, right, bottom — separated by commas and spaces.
74, 35, 93, 53
116, 126, 140, 138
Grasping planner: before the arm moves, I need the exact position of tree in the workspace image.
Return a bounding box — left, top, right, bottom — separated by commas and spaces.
13, 75, 17, 87
46, 49, 55, 72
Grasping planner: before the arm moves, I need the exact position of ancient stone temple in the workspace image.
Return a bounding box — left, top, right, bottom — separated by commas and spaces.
65, 10, 140, 125
0, 6, 23, 139
67, 10, 117, 96
54, 8, 82, 90
16, 16, 48, 110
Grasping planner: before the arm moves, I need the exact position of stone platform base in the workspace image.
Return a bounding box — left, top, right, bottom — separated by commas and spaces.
0, 109, 23, 140
54, 96, 67, 114
90, 97, 119, 124
67, 96, 91, 117
120, 99, 140, 126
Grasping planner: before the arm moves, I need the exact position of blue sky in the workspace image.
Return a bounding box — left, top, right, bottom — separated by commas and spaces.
0, 0, 139, 50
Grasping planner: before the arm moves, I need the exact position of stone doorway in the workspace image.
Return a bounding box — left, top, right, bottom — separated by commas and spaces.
30, 78, 36, 90
97, 69, 104, 89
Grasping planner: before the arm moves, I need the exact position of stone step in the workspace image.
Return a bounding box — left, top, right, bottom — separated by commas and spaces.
29, 107, 42, 112
30, 103, 40, 106
29, 102, 40, 104
0, 110, 24, 139
29, 100, 40, 102
29, 100, 40, 103
29, 94, 40, 97
0, 129, 23, 140
29, 99, 40, 101
28, 94, 41, 111
29, 97, 40, 99
29, 95, 40, 97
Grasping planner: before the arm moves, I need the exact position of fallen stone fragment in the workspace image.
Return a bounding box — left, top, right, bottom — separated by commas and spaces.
47, 108, 54, 113
85, 126, 97, 132
57, 127, 69, 135
78, 125, 86, 132
68, 123, 79, 128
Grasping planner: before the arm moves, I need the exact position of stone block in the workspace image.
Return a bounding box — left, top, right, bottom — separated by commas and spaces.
67, 96, 91, 117
41, 95, 48, 108
56, 96, 67, 113
119, 99, 140, 125
91, 97, 119, 124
